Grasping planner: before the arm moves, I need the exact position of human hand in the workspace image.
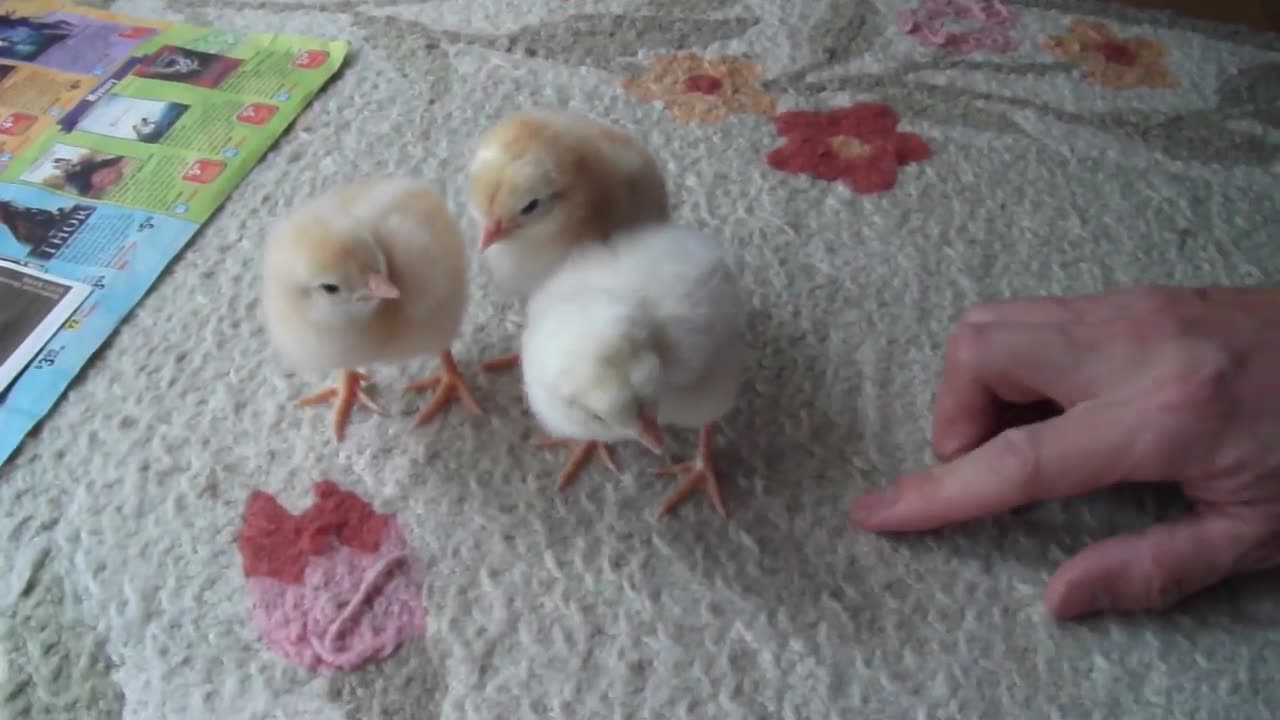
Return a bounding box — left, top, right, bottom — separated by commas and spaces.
851, 285, 1280, 620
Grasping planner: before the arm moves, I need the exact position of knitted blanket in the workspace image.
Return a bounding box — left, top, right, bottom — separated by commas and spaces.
3, 0, 1278, 717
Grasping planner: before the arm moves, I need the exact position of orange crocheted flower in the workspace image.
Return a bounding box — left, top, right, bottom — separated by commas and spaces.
620, 51, 777, 124
1042, 18, 1175, 90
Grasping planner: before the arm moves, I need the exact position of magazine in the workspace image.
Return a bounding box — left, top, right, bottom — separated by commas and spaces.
0, 0, 348, 466
0, 257, 88, 392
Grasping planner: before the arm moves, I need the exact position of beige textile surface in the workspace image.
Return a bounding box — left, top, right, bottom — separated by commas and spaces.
2, 0, 1279, 717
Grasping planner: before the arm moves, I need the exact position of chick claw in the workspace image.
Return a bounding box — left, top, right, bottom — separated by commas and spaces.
653, 423, 727, 518
406, 350, 484, 428
296, 370, 385, 443
533, 435, 620, 490
479, 352, 520, 373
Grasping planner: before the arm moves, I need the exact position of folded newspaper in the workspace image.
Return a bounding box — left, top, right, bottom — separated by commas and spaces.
0, 0, 348, 467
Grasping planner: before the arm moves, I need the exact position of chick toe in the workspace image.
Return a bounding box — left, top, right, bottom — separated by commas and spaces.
479, 352, 520, 373
295, 370, 385, 442
407, 350, 484, 428
532, 436, 620, 489
653, 424, 727, 518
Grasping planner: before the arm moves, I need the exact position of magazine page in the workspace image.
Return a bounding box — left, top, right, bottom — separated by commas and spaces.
0, 257, 89, 392
0, 0, 348, 466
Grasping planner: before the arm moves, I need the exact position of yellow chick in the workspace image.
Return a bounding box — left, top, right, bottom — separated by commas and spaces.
466, 108, 670, 375
261, 177, 483, 442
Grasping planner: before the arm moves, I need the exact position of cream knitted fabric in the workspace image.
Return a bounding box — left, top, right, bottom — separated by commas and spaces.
3, 0, 1278, 718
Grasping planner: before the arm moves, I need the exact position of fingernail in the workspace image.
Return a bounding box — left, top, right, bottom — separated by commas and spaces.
850, 489, 899, 526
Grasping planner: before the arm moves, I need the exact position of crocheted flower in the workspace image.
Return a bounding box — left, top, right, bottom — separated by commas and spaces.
899, 0, 1019, 54
764, 102, 931, 195
238, 480, 389, 584
1042, 18, 1175, 90
620, 51, 777, 124
237, 481, 426, 672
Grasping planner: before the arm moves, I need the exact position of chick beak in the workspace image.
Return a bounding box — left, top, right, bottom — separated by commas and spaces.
366, 273, 400, 299
635, 412, 663, 455
479, 222, 505, 252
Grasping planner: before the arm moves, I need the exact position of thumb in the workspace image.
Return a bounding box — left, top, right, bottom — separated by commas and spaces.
1044, 513, 1258, 620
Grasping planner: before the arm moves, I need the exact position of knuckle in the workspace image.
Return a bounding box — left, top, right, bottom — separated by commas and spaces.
1141, 560, 1187, 610
1154, 348, 1235, 418
987, 428, 1041, 500
1118, 311, 1191, 348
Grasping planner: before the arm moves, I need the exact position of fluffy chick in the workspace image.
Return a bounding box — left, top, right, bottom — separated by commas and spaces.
520, 222, 747, 517
467, 108, 670, 371
261, 177, 483, 442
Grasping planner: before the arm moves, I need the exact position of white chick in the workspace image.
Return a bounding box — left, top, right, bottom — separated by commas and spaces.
467, 108, 670, 372
520, 222, 747, 518
261, 177, 483, 442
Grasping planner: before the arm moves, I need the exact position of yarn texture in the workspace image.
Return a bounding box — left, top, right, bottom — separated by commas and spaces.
237, 481, 426, 672
2, 0, 1278, 717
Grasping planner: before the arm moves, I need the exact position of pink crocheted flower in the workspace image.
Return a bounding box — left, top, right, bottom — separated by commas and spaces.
899, 0, 1019, 54
237, 482, 426, 672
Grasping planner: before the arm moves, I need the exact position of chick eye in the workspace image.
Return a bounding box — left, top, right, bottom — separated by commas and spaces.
519, 198, 540, 216
319, 283, 340, 295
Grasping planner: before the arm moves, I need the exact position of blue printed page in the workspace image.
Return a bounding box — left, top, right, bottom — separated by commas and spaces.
0, 1, 346, 466
0, 180, 197, 462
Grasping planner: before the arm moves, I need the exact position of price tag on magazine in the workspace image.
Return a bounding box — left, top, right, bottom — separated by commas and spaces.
0, 258, 90, 392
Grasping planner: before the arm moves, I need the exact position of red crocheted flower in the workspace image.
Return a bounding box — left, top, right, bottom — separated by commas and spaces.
764, 102, 931, 195
237, 480, 390, 584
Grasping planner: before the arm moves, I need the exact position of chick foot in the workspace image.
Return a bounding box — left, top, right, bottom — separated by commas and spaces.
296, 369, 386, 442
654, 423, 727, 518
480, 352, 520, 373
406, 350, 484, 427
533, 435, 620, 490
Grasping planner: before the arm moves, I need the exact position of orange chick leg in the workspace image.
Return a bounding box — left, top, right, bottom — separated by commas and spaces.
654, 423, 728, 519
479, 352, 520, 373
295, 369, 385, 442
532, 435, 621, 490
406, 349, 484, 427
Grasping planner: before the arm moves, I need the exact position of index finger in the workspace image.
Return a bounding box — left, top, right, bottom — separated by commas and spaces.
854, 398, 1138, 532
